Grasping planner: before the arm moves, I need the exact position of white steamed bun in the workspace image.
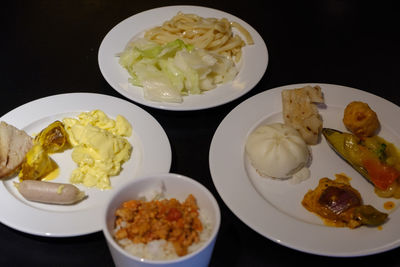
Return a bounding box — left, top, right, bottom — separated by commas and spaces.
245, 123, 309, 179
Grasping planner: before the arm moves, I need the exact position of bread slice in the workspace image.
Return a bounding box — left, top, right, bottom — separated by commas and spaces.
0, 122, 33, 178
282, 85, 324, 145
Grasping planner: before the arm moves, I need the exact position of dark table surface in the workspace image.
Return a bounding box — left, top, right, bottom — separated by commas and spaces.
3, 1, 400, 266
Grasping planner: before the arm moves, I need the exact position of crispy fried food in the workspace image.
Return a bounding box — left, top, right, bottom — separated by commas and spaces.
343, 101, 380, 138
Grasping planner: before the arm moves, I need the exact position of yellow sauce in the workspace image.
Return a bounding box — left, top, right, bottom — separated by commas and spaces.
41, 166, 60, 181
334, 173, 352, 182
384, 201, 395, 210
63, 110, 132, 190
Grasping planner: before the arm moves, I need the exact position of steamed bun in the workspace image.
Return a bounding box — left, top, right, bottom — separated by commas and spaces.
245, 123, 310, 179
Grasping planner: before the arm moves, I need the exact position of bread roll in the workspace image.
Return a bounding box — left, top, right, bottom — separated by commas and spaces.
0, 122, 33, 178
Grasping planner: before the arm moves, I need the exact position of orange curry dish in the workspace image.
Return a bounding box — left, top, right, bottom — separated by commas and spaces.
114, 194, 203, 256
302, 174, 388, 228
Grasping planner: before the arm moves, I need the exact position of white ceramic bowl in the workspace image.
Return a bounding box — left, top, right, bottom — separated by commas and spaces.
102, 173, 221, 267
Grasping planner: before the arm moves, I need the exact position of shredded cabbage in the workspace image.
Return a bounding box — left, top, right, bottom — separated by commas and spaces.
118, 39, 238, 103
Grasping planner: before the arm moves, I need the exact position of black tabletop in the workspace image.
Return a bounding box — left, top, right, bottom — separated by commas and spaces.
3, 1, 400, 266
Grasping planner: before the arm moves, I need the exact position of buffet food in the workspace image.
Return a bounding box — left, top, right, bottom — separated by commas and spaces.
118, 12, 254, 103
19, 121, 69, 181
62, 110, 132, 190
119, 38, 238, 103
144, 12, 254, 62
323, 128, 400, 198
113, 187, 212, 260
0, 109, 134, 206
244, 85, 325, 183
16, 180, 86, 205
302, 174, 388, 228
0, 121, 33, 178
282, 85, 324, 145
245, 123, 310, 180
323, 101, 400, 199
343, 101, 380, 138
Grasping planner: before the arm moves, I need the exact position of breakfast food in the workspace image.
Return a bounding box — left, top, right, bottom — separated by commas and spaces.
0, 121, 33, 178
16, 180, 86, 205
62, 110, 132, 189
144, 12, 254, 62
302, 174, 388, 228
282, 85, 324, 145
34, 121, 70, 153
19, 144, 58, 181
113, 188, 212, 261
245, 123, 310, 179
343, 101, 380, 137
19, 121, 69, 181
323, 128, 400, 198
119, 38, 238, 103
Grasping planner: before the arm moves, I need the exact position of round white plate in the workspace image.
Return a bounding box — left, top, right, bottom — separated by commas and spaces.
98, 5, 268, 111
209, 83, 400, 257
0, 93, 172, 237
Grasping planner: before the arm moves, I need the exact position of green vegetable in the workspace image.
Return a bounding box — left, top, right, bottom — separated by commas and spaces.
353, 205, 388, 226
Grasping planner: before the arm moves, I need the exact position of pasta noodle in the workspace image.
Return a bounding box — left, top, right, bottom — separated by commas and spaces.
144, 12, 254, 62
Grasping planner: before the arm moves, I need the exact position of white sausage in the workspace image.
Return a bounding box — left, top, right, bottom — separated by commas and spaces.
17, 180, 86, 205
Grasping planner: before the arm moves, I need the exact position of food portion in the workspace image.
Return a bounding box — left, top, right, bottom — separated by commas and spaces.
302, 174, 388, 228
343, 101, 380, 138
15, 180, 86, 205
19, 121, 69, 181
2, 110, 133, 206
282, 85, 324, 145
34, 121, 70, 153
245, 123, 310, 180
323, 128, 400, 198
62, 110, 132, 190
113, 188, 211, 260
118, 12, 254, 103
323, 101, 400, 198
144, 12, 254, 63
0, 122, 33, 178
19, 144, 58, 181
119, 39, 237, 103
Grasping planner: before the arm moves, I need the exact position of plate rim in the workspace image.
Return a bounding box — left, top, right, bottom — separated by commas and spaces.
98, 5, 268, 111
0, 92, 172, 237
209, 83, 400, 257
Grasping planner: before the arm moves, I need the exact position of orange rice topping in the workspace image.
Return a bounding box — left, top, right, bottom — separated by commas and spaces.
114, 194, 203, 256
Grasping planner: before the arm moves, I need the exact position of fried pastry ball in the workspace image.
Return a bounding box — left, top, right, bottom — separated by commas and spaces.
343, 101, 380, 137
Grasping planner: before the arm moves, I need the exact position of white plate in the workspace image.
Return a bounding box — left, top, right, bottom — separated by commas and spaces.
98, 5, 268, 111
0, 93, 172, 237
209, 83, 400, 257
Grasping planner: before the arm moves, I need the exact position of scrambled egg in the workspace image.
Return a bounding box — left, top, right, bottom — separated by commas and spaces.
62, 110, 132, 189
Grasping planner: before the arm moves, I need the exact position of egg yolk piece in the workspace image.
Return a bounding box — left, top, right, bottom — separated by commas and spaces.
63, 110, 132, 190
